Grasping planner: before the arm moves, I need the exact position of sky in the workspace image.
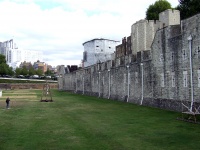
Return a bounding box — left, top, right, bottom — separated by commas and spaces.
0, 0, 179, 67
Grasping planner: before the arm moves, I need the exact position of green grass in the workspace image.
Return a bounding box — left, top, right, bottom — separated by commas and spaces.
0, 89, 200, 150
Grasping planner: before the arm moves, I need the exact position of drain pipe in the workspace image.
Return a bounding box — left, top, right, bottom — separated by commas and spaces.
75, 77, 77, 93
108, 69, 110, 99
98, 72, 101, 98
188, 35, 194, 112
82, 76, 84, 95
127, 65, 130, 102
140, 63, 144, 105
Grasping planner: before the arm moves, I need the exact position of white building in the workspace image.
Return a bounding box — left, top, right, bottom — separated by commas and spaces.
82, 38, 120, 67
0, 39, 43, 69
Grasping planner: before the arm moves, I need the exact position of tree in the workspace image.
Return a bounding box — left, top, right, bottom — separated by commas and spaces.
45, 68, 53, 76
0, 63, 9, 76
146, 0, 172, 20
21, 66, 28, 76
35, 69, 43, 76
0, 54, 14, 76
28, 66, 35, 76
177, 0, 200, 19
15, 68, 22, 76
0, 54, 6, 64
7, 67, 14, 76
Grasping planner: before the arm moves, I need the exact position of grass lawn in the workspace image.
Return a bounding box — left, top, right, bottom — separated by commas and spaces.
0, 89, 200, 150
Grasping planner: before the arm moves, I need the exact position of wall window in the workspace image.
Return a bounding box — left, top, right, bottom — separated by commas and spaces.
171, 72, 175, 87
182, 49, 187, 60
171, 52, 174, 61
198, 47, 200, 58
198, 70, 200, 87
160, 73, 164, 87
135, 72, 138, 84
124, 74, 126, 84
183, 71, 187, 87
124, 74, 126, 92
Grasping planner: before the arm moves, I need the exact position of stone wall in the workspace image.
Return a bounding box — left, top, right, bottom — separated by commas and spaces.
131, 9, 180, 55
159, 9, 180, 27
0, 83, 58, 90
131, 20, 160, 54
59, 13, 200, 112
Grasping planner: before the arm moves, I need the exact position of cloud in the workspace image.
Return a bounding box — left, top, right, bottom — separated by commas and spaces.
0, 0, 179, 67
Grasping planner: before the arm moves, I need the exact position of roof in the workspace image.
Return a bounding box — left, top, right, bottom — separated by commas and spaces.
82, 38, 120, 45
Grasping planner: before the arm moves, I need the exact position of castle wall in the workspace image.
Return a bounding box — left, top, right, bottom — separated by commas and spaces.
131, 20, 160, 55
181, 14, 200, 103
149, 13, 200, 110
59, 13, 200, 112
159, 9, 180, 27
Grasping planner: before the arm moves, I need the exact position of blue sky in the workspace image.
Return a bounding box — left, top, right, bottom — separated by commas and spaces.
35, 1, 61, 10
0, 0, 179, 67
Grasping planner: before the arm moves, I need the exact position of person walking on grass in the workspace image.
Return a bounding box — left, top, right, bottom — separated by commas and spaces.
6, 97, 10, 109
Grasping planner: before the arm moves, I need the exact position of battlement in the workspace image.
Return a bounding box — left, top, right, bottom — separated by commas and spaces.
132, 19, 160, 28
159, 9, 180, 28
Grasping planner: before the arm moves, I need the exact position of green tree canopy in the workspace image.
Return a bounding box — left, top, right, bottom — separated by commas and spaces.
21, 66, 28, 76
146, 0, 172, 20
15, 68, 22, 76
0, 54, 14, 76
35, 69, 43, 76
0, 54, 6, 64
0, 63, 9, 76
177, 0, 200, 19
45, 68, 53, 76
28, 66, 35, 76
7, 67, 14, 76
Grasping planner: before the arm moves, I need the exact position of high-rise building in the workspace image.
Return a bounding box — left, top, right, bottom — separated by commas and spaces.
0, 39, 43, 69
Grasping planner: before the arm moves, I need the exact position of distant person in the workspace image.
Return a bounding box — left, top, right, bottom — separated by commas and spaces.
6, 97, 10, 109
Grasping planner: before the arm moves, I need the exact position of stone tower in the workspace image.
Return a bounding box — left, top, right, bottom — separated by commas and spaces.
159, 9, 180, 28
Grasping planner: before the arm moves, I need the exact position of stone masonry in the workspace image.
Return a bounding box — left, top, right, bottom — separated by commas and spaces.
58, 10, 200, 112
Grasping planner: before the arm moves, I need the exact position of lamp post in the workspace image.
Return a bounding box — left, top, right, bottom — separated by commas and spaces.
140, 63, 144, 105
188, 35, 194, 112
127, 65, 130, 102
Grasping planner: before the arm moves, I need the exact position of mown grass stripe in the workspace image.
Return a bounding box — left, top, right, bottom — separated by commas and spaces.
0, 89, 199, 150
